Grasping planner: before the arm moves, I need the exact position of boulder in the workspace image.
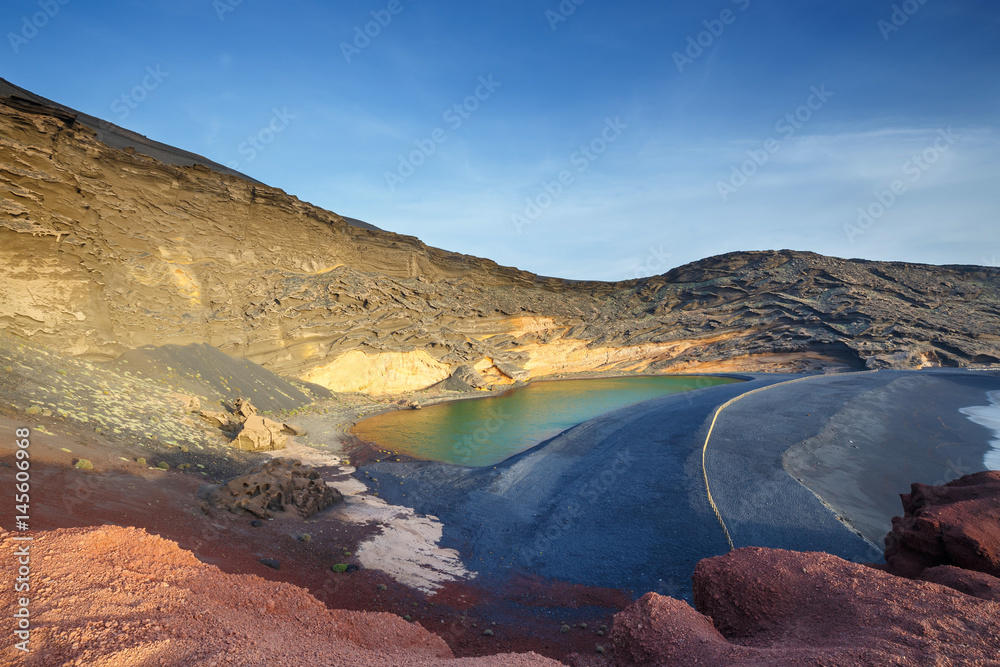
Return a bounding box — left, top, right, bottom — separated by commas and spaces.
281, 422, 307, 436
610, 546, 1000, 666
200, 397, 304, 447
884, 471, 1000, 578
233, 397, 258, 421
199, 410, 235, 429
209, 458, 343, 519
173, 393, 201, 413
611, 592, 735, 666
231, 415, 288, 452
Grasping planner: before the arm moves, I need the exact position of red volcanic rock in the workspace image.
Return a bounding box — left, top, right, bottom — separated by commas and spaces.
919, 565, 1000, 603
884, 471, 1000, 578
611, 547, 1000, 666
610, 593, 739, 666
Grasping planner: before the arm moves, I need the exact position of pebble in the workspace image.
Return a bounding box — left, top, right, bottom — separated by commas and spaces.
251, 520, 264, 527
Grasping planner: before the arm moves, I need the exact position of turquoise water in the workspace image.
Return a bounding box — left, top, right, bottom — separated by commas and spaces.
352, 375, 742, 467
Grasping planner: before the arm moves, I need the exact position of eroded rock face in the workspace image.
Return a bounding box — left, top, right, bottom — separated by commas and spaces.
199, 397, 303, 452
611, 547, 1000, 666
231, 414, 288, 452
884, 471, 1000, 578
2, 92, 1000, 392
209, 458, 343, 519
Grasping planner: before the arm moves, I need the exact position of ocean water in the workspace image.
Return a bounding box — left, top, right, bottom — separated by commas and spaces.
959, 390, 1000, 471
352, 375, 742, 467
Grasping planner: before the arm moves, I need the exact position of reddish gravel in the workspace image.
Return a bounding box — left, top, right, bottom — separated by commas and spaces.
0, 415, 620, 663
919, 565, 1000, 604
0, 525, 562, 666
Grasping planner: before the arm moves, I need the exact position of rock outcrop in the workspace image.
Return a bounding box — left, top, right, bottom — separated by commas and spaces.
209, 458, 343, 519
611, 547, 1000, 666
199, 397, 303, 451
609, 471, 1000, 666
231, 414, 289, 451
1, 88, 999, 394
884, 471, 1000, 578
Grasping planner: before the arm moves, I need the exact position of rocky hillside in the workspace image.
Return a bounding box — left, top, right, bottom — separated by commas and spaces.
2, 86, 999, 393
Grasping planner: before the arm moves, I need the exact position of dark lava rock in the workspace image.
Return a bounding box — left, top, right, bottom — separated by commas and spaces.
884, 471, 1000, 578
259, 558, 280, 570
344, 564, 360, 573
250, 519, 264, 527
209, 458, 343, 519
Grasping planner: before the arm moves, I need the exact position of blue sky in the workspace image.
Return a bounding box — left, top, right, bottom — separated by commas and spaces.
3, 0, 998, 280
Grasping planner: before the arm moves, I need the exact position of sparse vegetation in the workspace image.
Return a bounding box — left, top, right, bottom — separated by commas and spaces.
331, 563, 349, 573
73, 459, 94, 470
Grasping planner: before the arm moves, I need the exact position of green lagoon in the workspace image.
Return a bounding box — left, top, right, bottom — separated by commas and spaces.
352, 375, 742, 467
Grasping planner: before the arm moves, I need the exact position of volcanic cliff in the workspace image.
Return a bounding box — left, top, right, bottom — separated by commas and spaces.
2, 81, 999, 394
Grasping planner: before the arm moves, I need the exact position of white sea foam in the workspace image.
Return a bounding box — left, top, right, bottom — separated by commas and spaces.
960, 390, 1000, 471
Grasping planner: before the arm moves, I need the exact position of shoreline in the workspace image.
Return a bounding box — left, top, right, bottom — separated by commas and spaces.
361, 369, 1000, 601
6, 326, 1000, 662
339, 370, 755, 465
959, 389, 1000, 470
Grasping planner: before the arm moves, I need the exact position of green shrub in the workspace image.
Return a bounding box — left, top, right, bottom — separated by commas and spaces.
331, 563, 349, 573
